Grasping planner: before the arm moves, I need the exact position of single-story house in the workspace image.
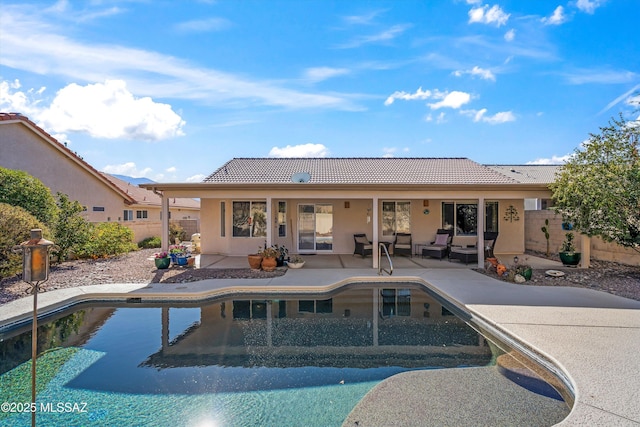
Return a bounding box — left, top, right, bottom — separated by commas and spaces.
141, 157, 558, 268
0, 112, 200, 241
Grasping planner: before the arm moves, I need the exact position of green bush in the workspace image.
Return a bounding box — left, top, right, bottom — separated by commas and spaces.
75, 222, 137, 259
169, 222, 187, 243
0, 203, 50, 280
0, 167, 58, 226
53, 193, 92, 262
138, 236, 161, 249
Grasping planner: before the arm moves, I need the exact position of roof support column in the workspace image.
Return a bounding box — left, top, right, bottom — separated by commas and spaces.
266, 196, 272, 248
477, 196, 485, 269
372, 196, 379, 269
161, 193, 169, 252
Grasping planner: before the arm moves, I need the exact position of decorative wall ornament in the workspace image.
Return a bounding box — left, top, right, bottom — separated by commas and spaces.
504, 205, 520, 222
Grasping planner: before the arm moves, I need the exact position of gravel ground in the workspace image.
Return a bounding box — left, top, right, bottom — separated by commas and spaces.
1, 248, 638, 305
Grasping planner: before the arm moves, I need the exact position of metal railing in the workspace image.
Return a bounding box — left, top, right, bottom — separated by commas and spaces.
378, 242, 393, 276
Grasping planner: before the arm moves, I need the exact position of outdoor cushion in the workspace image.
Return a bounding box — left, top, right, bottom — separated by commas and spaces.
396, 235, 411, 245
355, 236, 370, 244
395, 244, 411, 249
434, 233, 449, 245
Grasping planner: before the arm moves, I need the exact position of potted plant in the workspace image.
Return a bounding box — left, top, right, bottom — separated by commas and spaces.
272, 244, 289, 267
559, 232, 581, 266
247, 252, 263, 270
169, 244, 187, 264
154, 252, 171, 269
259, 246, 279, 272
286, 255, 305, 269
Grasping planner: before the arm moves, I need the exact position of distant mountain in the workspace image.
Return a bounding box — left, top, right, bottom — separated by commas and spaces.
110, 174, 156, 185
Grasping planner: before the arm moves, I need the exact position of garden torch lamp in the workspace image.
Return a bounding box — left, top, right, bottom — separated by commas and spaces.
12, 229, 58, 427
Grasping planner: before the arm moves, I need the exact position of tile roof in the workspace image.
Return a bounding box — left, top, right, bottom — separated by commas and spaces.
204, 158, 520, 185
486, 165, 561, 184
101, 173, 200, 209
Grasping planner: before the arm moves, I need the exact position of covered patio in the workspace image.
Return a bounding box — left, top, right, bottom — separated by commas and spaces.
197, 252, 563, 271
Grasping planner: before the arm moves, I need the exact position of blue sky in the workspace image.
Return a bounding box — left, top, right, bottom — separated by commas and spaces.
1, 0, 639, 182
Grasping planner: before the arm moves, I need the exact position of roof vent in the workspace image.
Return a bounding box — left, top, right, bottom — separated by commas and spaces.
291, 172, 311, 183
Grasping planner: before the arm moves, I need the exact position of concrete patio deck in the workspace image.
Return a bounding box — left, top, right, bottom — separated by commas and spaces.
1, 257, 638, 426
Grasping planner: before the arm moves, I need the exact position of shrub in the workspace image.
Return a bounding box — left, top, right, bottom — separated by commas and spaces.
169, 222, 187, 243
0, 203, 50, 280
138, 236, 162, 249
75, 222, 137, 259
53, 193, 92, 262
0, 167, 58, 226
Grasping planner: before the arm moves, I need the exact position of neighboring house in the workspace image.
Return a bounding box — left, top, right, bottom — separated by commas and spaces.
486, 165, 560, 210
0, 112, 200, 241
141, 157, 556, 268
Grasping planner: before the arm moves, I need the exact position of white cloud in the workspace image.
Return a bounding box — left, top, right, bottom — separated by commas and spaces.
562, 69, 637, 85
342, 10, 386, 25
384, 87, 432, 106
382, 147, 397, 158
575, 0, 604, 14
0, 79, 45, 116
462, 108, 516, 124
174, 17, 231, 33
36, 80, 186, 141
166, 166, 177, 173
0, 6, 359, 111
468, 4, 510, 27
304, 67, 350, 83
453, 66, 496, 81
504, 29, 515, 41
103, 162, 152, 177
337, 24, 411, 49
541, 6, 567, 25
428, 91, 471, 110
527, 155, 571, 165
185, 174, 207, 183
424, 112, 447, 123
268, 143, 329, 158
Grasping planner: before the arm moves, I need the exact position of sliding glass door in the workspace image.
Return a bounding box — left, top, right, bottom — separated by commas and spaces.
298, 204, 333, 252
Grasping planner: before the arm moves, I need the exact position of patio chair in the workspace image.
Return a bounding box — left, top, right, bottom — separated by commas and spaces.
449, 232, 498, 264
353, 233, 373, 257
393, 233, 412, 257
421, 229, 454, 260
484, 232, 499, 258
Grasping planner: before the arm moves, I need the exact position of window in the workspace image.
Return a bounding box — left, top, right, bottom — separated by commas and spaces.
123, 210, 133, 221
442, 202, 499, 235
485, 202, 498, 233
277, 201, 287, 237
232, 201, 267, 237
232, 300, 268, 319
92, 206, 105, 212
136, 210, 148, 219
382, 201, 411, 236
298, 299, 333, 314
220, 202, 226, 237
380, 289, 411, 317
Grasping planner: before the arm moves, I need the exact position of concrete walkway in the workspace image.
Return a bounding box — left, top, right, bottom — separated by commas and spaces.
1, 265, 638, 426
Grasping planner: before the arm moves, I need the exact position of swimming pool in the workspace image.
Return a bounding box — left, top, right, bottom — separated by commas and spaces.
0, 284, 570, 426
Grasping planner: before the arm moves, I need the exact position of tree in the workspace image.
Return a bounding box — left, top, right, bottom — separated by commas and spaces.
550, 115, 640, 253
0, 167, 58, 226
53, 192, 92, 262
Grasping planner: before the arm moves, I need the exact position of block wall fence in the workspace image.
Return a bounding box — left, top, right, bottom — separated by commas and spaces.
525, 210, 639, 267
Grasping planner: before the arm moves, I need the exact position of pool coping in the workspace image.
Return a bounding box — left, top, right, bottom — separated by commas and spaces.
1, 268, 639, 426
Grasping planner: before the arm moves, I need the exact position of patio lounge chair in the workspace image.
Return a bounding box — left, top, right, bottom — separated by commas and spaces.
393, 233, 412, 257
421, 229, 454, 260
449, 232, 499, 264
353, 233, 373, 257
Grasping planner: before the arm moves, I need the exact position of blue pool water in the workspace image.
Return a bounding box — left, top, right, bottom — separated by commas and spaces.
0, 285, 566, 426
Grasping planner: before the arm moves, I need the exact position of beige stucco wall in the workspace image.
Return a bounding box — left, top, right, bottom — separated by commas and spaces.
525, 210, 639, 266
200, 197, 526, 256
0, 122, 126, 222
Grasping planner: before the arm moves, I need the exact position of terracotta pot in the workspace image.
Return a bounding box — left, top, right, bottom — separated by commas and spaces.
261, 256, 277, 272
248, 254, 263, 270
496, 264, 507, 276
